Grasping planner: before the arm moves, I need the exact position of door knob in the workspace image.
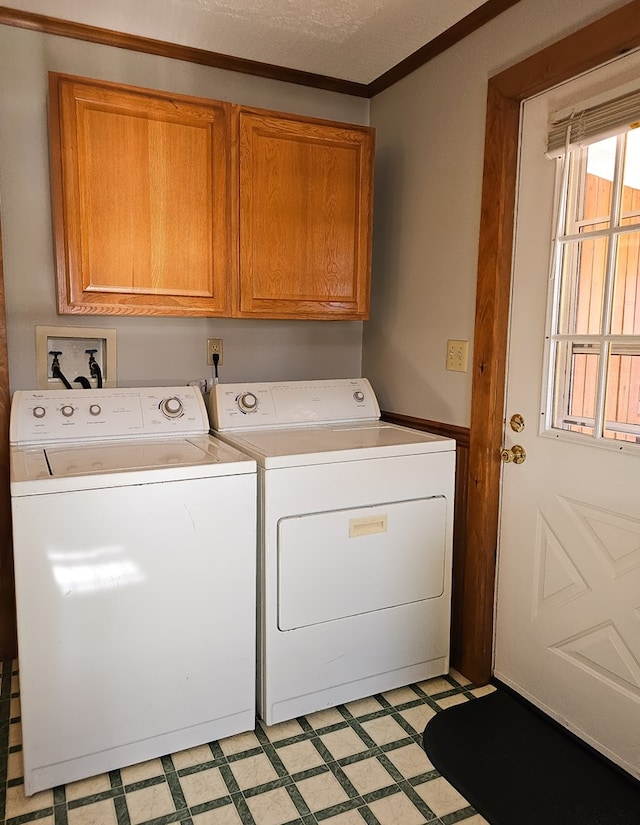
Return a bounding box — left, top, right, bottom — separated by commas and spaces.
501, 444, 526, 464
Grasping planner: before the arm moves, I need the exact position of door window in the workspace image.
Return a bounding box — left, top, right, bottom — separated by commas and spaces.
545, 130, 640, 446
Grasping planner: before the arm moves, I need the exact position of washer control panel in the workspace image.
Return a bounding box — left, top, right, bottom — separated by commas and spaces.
209, 378, 381, 431
10, 386, 209, 445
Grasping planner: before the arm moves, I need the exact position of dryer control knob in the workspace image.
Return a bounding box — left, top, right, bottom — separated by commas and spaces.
89, 404, 102, 417
61, 404, 74, 418
160, 397, 184, 418
353, 391, 365, 402
33, 405, 46, 419
237, 392, 258, 413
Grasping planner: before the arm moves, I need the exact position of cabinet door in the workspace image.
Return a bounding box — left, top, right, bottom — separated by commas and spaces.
238, 109, 374, 320
49, 73, 233, 317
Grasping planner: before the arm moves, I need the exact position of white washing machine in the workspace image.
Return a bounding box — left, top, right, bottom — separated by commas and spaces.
209, 378, 456, 726
9, 386, 257, 795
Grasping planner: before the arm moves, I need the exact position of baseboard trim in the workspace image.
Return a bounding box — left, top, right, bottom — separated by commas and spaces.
381, 411, 469, 446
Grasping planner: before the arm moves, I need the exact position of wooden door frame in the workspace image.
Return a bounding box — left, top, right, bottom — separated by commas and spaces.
0, 216, 17, 660
461, 0, 640, 684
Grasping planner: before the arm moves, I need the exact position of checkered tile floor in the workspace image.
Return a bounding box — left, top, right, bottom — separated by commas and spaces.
0, 660, 495, 825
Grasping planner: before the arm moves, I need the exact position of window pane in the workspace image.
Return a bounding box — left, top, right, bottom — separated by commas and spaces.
579, 221, 610, 233
557, 237, 608, 334
621, 129, 640, 227
568, 138, 616, 230
552, 340, 599, 435
611, 231, 640, 335
604, 350, 640, 442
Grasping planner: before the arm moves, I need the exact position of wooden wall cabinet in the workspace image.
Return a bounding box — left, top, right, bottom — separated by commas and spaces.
237, 108, 374, 320
49, 74, 374, 320
49, 73, 233, 317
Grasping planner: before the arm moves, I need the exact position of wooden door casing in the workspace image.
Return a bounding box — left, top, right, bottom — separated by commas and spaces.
463, 0, 640, 684
0, 219, 17, 661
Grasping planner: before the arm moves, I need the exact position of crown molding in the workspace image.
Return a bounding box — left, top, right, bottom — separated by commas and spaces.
0, 1, 523, 98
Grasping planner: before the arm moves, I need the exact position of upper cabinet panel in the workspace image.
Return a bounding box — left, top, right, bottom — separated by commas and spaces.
48, 75, 374, 320
49, 73, 233, 317
238, 109, 374, 320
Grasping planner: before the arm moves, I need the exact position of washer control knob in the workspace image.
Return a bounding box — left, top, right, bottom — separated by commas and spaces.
160, 396, 184, 418
61, 404, 74, 418
353, 390, 365, 402
89, 404, 102, 417
237, 392, 258, 413
33, 405, 46, 419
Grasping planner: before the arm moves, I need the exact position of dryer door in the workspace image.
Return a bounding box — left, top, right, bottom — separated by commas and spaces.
277, 496, 447, 631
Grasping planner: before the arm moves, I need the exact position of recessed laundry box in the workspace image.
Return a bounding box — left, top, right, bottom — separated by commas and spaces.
209, 377, 456, 725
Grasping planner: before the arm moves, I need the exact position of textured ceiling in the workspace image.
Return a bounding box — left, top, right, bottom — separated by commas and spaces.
4, 0, 490, 84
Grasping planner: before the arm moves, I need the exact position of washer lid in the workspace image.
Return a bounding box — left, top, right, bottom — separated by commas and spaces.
219, 421, 455, 468
11, 435, 256, 495
46, 438, 218, 476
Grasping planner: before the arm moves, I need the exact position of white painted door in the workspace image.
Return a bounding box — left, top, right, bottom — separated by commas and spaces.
494, 53, 640, 780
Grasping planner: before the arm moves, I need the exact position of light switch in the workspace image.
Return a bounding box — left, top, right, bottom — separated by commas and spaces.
446, 339, 469, 372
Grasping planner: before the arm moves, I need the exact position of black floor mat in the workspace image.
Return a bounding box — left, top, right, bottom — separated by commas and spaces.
422, 687, 640, 825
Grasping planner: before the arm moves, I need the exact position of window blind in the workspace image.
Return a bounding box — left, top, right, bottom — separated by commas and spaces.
547, 88, 640, 156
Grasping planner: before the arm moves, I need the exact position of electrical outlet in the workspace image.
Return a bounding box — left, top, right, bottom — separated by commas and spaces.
446, 339, 469, 372
207, 338, 223, 366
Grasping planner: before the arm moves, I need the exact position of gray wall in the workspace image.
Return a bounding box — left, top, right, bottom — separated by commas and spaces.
364, 0, 630, 427
2, 1, 631, 409
0, 26, 369, 391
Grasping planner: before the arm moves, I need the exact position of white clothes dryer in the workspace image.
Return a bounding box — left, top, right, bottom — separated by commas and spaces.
10, 386, 257, 795
209, 378, 456, 726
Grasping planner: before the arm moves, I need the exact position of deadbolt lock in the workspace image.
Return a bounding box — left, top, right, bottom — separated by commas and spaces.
509, 413, 525, 433
500, 444, 527, 464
